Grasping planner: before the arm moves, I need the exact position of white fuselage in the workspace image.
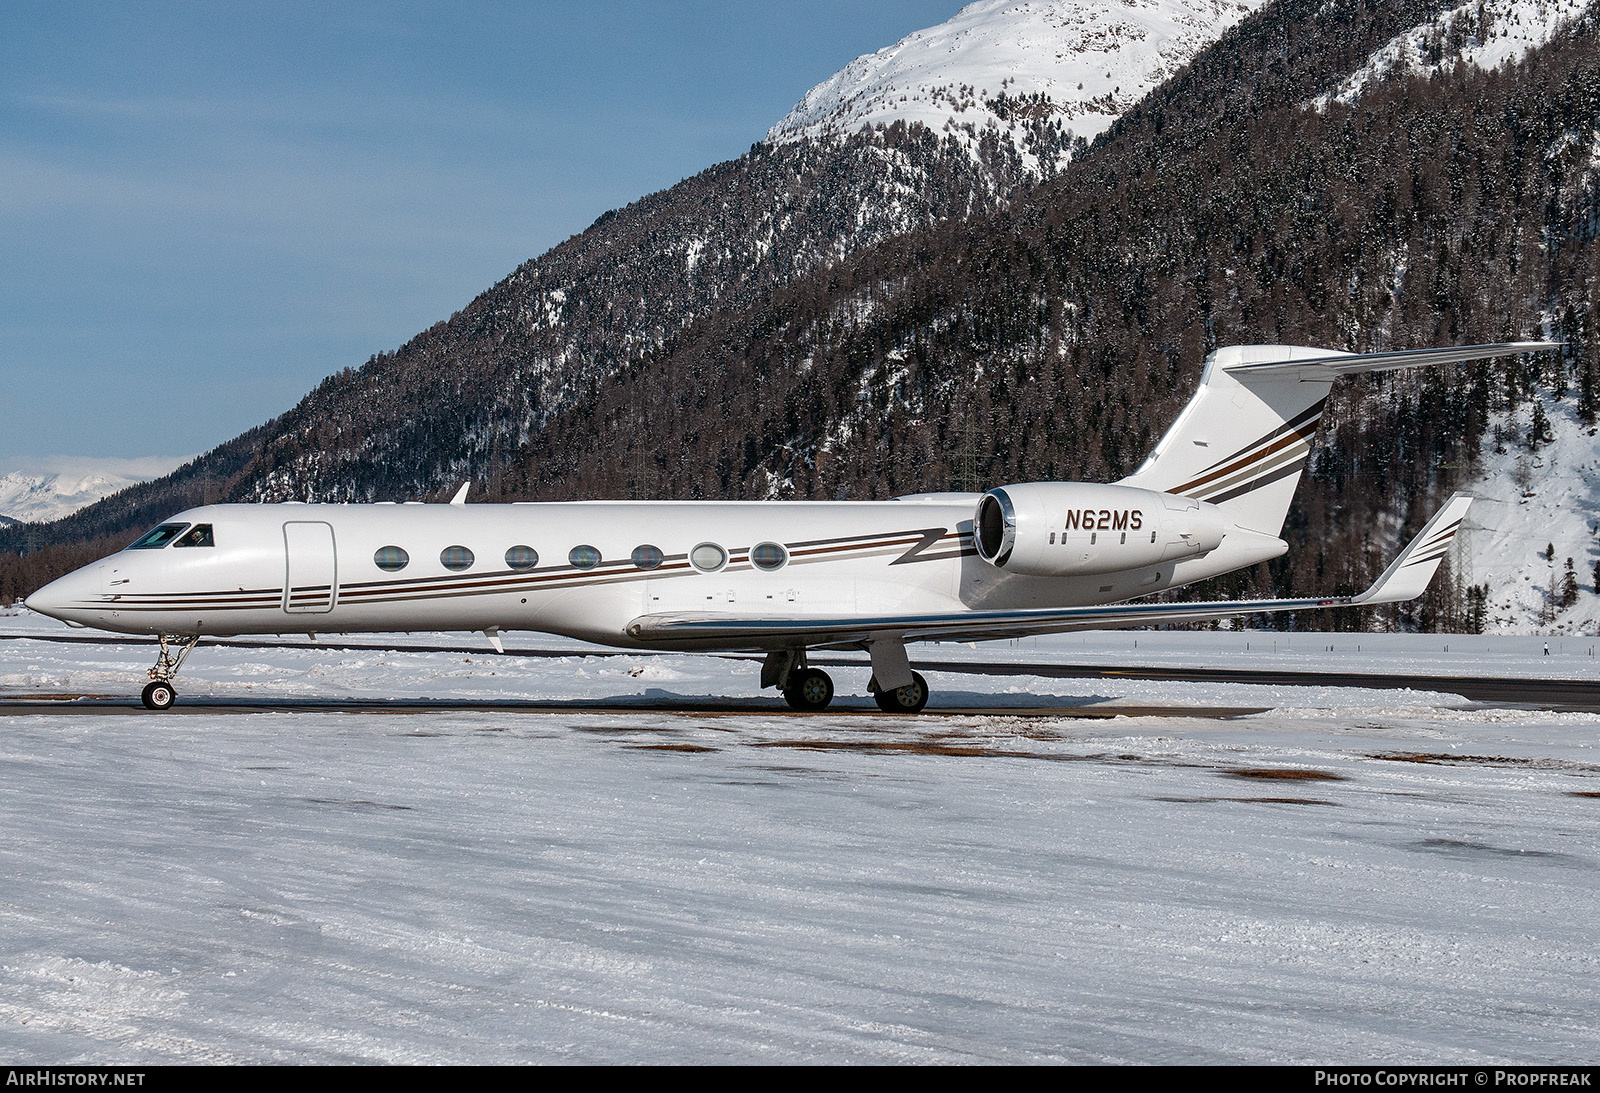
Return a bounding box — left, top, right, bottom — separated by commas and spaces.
27, 495, 1284, 650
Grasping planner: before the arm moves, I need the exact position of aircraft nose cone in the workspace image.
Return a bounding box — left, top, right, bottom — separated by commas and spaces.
23, 577, 68, 619
23, 568, 97, 622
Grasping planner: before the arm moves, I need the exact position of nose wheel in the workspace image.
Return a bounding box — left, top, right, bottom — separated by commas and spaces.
140, 634, 199, 711
141, 680, 177, 711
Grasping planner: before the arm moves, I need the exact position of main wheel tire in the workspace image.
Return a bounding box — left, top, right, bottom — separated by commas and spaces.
141, 680, 177, 711
873, 671, 929, 714
783, 668, 834, 710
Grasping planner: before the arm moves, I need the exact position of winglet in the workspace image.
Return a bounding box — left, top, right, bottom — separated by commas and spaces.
1350, 493, 1474, 605
450, 482, 470, 506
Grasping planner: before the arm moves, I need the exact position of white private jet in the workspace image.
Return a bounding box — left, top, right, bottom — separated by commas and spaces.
25, 341, 1550, 711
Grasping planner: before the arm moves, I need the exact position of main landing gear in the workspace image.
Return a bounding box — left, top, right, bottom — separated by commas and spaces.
763, 648, 930, 714
782, 667, 835, 710
872, 671, 929, 715
141, 634, 199, 711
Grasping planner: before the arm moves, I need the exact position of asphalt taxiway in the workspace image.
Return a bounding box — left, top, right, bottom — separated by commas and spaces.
4, 630, 1597, 712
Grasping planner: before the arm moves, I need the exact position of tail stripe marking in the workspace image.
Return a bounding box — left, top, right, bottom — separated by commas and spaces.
1171, 399, 1327, 498
1400, 518, 1464, 567
1186, 437, 1313, 503
1201, 457, 1308, 507
1405, 547, 1453, 567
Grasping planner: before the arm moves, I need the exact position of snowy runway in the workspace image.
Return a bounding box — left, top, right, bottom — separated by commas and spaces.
2, 614, 1598, 1062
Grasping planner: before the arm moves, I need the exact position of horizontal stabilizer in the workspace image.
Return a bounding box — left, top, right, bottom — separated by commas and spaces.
1224, 341, 1558, 380
1121, 340, 1552, 536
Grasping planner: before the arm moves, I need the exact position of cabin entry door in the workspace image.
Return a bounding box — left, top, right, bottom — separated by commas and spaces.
283, 521, 338, 614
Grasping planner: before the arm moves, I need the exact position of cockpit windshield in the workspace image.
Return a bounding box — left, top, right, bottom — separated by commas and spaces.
174, 524, 214, 548
127, 523, 190, 550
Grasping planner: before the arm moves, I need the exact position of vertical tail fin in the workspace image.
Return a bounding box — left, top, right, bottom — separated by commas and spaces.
1118, 342, 1553, 535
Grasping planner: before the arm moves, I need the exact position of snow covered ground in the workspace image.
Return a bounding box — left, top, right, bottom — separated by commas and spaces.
2, 609, 1599, 1062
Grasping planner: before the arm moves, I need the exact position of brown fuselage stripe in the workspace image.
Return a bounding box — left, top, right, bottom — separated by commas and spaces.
68, 528, 972, 613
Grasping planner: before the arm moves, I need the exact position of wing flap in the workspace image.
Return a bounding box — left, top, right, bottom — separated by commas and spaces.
629, 595, 1352, 648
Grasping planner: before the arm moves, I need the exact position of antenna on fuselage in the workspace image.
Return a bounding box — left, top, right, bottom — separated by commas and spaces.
449, 482, 470, 505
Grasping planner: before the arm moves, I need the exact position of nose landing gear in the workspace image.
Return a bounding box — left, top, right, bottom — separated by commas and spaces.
142, 634, 199, 710
141, 680, 177, 711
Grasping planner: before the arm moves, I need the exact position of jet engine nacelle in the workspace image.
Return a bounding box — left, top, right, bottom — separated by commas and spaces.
974, 482, 1227, 576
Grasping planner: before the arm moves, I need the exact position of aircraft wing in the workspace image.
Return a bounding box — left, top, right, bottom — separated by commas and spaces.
626, 494, 1473, 649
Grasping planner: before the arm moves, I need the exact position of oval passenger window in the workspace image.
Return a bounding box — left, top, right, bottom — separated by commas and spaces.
569, 545, 601, 569
750, 542, 788, 571
690, 542, 727, 572
440, 546, 475, 571
631, 545, 664, 570
505, 545, 538, 571
374, 546, 409, 572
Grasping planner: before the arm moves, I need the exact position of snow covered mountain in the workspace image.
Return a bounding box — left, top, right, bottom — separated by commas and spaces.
1461, 399, 1600, 635
1318, 0, 1592, 108
1314, 0, 1600, 632
0, 458, 191, 525
768, 0, 1271, 172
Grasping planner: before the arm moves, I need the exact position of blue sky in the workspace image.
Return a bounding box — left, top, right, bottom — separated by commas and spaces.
0, 1, 956, 469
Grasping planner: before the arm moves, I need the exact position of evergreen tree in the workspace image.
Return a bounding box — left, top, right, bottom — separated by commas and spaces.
1530, 401, 1554, 451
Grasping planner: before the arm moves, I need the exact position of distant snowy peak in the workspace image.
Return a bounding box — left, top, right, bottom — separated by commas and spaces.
1319, 0, 1592, 108
0, 471, 142, 525
0, 457, 191, 525
768, 0, 1269, 170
